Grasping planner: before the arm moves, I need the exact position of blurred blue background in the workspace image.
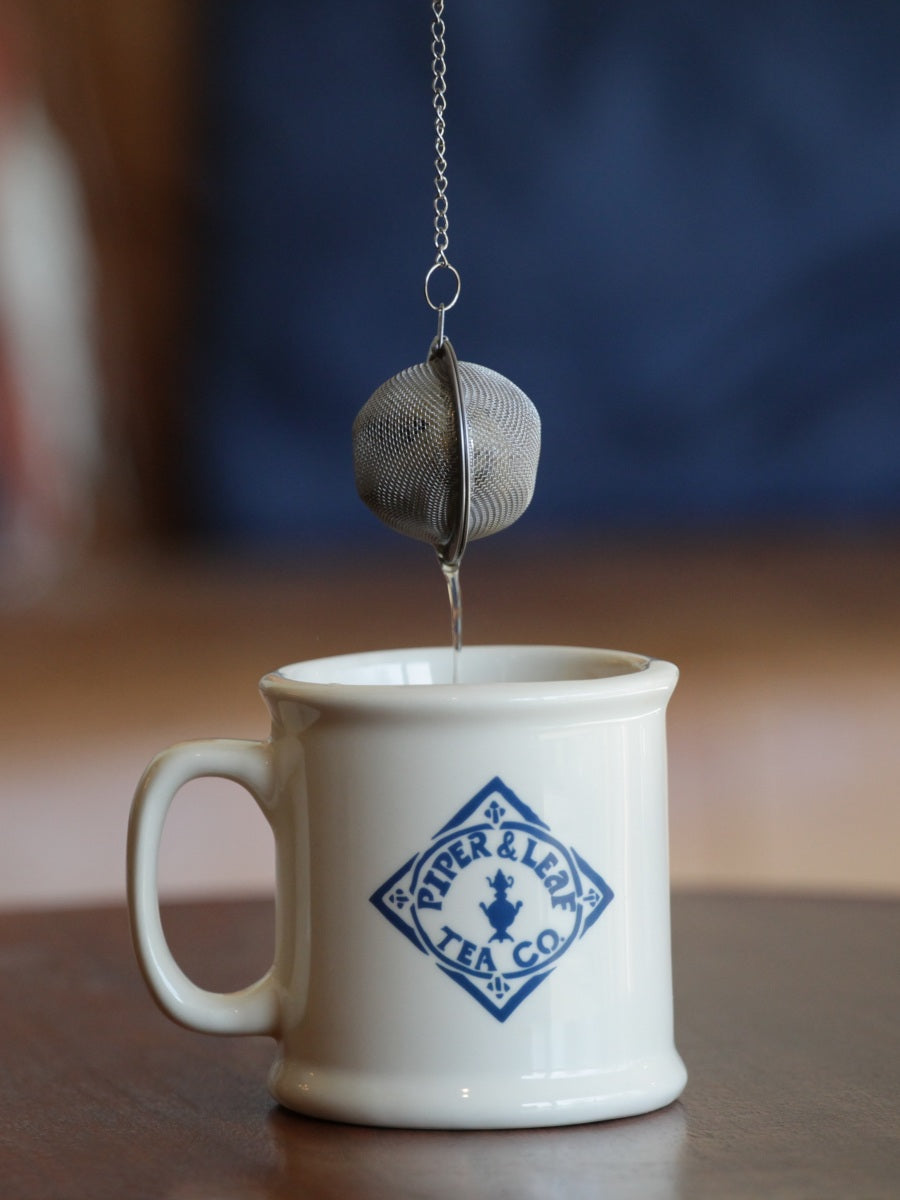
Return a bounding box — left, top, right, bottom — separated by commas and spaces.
181, 0, 900, 549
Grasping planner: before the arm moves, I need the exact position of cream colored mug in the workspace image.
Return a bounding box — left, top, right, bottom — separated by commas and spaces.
127, 645, 687, 1128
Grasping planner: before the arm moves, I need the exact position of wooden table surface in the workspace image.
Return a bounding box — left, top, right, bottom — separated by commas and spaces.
1, 893, 896, 1199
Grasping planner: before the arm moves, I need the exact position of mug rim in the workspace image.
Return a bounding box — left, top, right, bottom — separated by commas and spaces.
260, 644, 677, 709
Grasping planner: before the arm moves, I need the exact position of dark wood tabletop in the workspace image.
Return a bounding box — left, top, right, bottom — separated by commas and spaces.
1, 893, 897, 1199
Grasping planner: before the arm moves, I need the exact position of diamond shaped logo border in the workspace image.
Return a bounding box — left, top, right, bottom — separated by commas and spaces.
370, 776, 614, 1022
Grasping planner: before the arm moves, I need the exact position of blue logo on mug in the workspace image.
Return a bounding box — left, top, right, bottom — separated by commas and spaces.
370, 777, 614, 1022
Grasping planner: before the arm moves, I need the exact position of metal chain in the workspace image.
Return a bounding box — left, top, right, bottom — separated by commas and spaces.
425, 0, 460, 318
432, 0, 450, 266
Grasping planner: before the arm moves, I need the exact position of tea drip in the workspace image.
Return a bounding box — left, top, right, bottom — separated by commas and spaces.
352, 0, 540, 671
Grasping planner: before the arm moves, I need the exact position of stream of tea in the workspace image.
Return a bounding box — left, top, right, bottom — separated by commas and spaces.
441, 561, 463, 683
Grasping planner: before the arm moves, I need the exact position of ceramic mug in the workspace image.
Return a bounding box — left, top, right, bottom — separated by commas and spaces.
127, 645, 687, 1129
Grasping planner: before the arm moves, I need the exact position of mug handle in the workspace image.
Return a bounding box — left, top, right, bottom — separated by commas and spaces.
127, 738, 280, 1037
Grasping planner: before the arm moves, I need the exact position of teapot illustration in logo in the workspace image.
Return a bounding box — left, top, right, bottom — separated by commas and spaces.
371, 777, 614, 1022
481, 870, 522, 942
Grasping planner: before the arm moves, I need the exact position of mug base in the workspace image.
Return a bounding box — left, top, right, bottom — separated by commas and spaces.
267, 1052, 687, 1129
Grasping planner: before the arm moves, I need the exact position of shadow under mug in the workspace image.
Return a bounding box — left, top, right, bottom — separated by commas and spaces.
127, 644, 687, 1129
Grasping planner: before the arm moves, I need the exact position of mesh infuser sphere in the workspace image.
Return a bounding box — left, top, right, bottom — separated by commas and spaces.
352, 356, 541, 548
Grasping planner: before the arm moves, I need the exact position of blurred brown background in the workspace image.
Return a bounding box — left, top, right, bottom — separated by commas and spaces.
7, 1, 193, 546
